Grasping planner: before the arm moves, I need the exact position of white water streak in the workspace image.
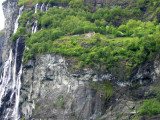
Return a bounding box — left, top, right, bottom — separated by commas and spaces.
31, 20, 37, 34
35, 3, 38, 13
40, 3, 44, 12
34, 20, 37, 33
12, 65, 22, 120
14, 6, 24, 33
0, 50, 12, 107
46, 3, 49, 11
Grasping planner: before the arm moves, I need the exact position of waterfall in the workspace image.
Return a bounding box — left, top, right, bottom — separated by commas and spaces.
0, 6, 24, 120
40, 3, 44, 12
31, 25, 34, 33
35, 3, 38, 13
0, 38, 22, 120
31, 3, 39, 34
12, 64, 22, 120
0, 50, 12, 107
31, 20, 37, 34
14, 6, 24, 33
34, 20, 37, 33
46, 3, 49, 11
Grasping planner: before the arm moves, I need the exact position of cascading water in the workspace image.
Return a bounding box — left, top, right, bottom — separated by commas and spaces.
32, 3, 51, 33
32, 3, 41, 34
40, 3, 44, 12
31, 20, 37, 34
0, 6, 24, 120
35, 3, 38, 13
34, 20, 37, 33
14, 6, 24, 34
46, 3, 49, 11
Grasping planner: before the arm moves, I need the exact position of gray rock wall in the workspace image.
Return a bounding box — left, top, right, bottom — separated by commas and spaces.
20, 54, 108, 120
20, 53, 160, 120
0, 32, 4, 69
2, 0, 18, 62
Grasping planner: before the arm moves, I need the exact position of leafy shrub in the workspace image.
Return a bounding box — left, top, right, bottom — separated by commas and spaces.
139, 99, 160, 116
11, 26, 27, 43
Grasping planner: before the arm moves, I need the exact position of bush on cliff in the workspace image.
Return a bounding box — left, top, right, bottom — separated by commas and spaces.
139, 99, 160, 116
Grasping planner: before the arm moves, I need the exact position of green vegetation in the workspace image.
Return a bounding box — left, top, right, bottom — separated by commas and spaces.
18, 0, 83, 7
14, 0, 160, 117
96, 115, 102, 120
34, 103, 41, 115
138, 85, 160, 116
51, 95, 66, 109
11, 25, 27, 43
21, 118, 25, 120
0, 30, 4, 38
52, 101, 57, 107
12, 0, 160, 79
139, 99, 160, 116
90, 80, 113, 100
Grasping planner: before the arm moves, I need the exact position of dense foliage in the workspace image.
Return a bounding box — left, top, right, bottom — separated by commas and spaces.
11, 0, 160, 78
18, 0, 83, 7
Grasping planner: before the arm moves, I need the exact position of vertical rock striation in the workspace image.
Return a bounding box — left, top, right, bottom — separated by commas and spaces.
20, 54, 109, 120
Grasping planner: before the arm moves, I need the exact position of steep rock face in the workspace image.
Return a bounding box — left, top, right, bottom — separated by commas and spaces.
2, 0, 160, 120
0, 33, 5, 68
2, 0, 18, 62
20, 53, 160, 120
20, 54, 111, 120
99, 55, 160, 120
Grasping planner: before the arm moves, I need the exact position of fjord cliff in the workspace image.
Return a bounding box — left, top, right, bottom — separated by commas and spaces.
1, 0, 160, 120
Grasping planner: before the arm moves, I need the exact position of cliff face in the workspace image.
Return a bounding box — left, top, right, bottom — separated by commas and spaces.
0, 31, 5, 68
2, 0, 18, 62
1, 0, 160, 120
20, 54, 106, 120
19, 52, 160, 120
